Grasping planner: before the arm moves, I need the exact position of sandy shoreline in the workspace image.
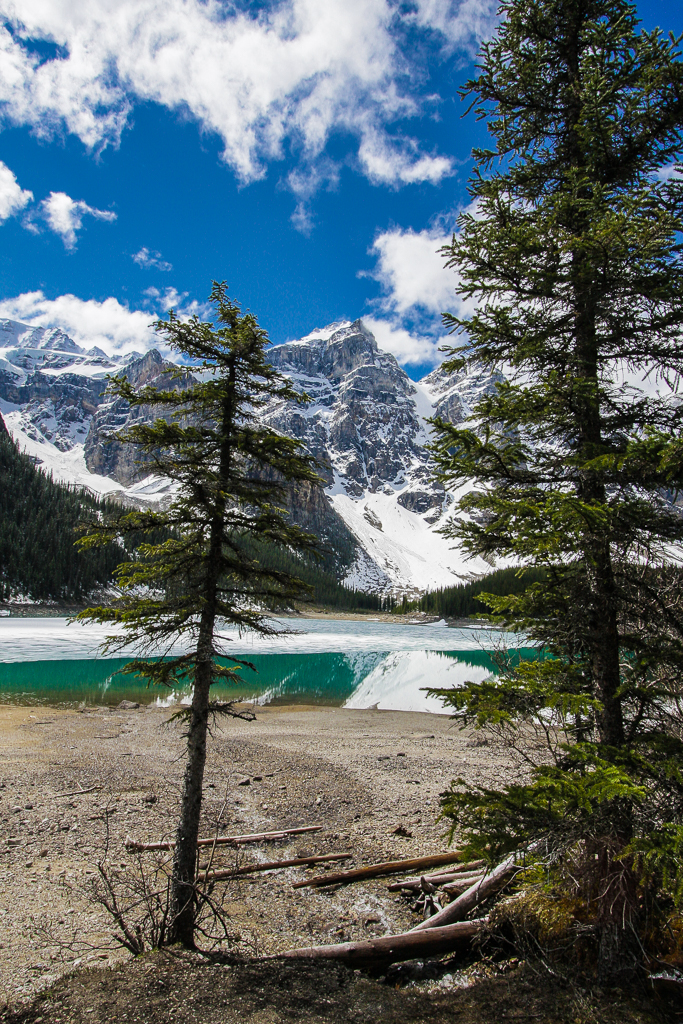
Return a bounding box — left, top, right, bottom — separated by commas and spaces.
0, 701, 519, 1005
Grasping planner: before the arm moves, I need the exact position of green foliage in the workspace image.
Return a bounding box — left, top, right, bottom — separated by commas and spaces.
243, 540, 388, 612
411, 566, 546, 619
0, 415, 124, 601
429, 0, 683, 974
77, 283, 330, 946
78, 283, 323, 696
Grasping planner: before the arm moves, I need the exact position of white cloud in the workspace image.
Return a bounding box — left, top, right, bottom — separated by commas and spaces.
38, 191, 116, 249
363, 316, 443, 366
132, 247, 172, 271
0, 0, 494, 203
0, 290, 157, 354
410, 0, 499, 50
0, 159, 32, 221
369, 224, 457, 317
362, 218, 475, 368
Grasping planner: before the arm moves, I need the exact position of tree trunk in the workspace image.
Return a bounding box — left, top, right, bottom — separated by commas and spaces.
168, 658, 212, 946
275, 918, 487, 967
167, 361, 237, 947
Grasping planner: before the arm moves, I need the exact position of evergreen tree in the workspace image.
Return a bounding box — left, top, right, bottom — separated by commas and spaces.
79, 284, 321, 947
0, 415, 124, 600
430, 0, 683, 978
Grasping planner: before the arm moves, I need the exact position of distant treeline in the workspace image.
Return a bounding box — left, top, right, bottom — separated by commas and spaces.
411, 566, 547, 619
246, 539, 394, 612
0, 417, 126, 601
0, 416, 390, 610
0, 414, 545, 614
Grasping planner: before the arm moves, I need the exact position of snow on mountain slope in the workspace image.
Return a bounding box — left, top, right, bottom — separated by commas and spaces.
1, 315, 500, 592
264, 319, 495, 592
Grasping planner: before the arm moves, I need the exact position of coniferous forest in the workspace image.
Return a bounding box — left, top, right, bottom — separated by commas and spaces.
0, 415, 126, 602
0, 413, 393, 610
412, 567, 547, 619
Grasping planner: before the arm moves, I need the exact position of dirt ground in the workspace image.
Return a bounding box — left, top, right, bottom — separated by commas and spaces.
0, 702, 675, 1023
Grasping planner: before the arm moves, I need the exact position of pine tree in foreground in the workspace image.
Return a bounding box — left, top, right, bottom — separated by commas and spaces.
78, 284, 321, 947
429, 0, 683, 979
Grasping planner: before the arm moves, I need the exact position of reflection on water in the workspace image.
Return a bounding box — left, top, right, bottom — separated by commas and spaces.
0, 617, 537, 714
0, 648, 540, 714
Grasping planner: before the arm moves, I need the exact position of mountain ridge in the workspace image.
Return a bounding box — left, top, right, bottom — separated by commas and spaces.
0, 315, 496, 592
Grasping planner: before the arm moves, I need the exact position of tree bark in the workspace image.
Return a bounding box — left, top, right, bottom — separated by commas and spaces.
168, 360, 237, 947
126, 825, 322, 852
291, 852, 465, 889
274, 918, 487, 967
387, 871, 484, 894
202, 853, 351, 881
411, 849, 534, 932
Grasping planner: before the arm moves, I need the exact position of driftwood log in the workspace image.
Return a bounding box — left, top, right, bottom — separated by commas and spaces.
126, 825, 322, 852
412, 848, 535, 932
202, 853, 351, 881
385, 859, 485, 891
441, 875, 487, 896
388, 870, 485, 894
292, 852, 464, 890
274, 918, 487, 967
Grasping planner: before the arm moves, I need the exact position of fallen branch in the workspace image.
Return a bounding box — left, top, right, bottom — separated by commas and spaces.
202, 853, 352, 881
441, 876, 487, 896
56, 786, 103, 798
385, 859, 485, 891
273, 918, 487, 967
387, 870, 485, 893
292, 852, 464, 890
412, 845, 538, 932
126, 825, 322, 852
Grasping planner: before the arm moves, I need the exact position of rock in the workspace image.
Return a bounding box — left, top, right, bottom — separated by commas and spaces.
363, 508, 383, 531
1, 314, 506, 592
237, 777, 250, 786
397, 490, 443, 515
117, 700, 140, 710
85, 351, 194, 485
392, 825, 413, 838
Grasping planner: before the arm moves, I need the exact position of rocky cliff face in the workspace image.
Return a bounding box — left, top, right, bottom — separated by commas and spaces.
1, 316, 501, 591
266, 320, 434, 497
0, 318, 124, 455
83, 350, 186, 485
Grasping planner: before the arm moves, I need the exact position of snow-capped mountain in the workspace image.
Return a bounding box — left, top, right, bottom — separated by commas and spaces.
0, 315, 498, 593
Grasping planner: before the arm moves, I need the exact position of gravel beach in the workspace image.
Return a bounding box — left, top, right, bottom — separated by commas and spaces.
0, 700, 522, 1005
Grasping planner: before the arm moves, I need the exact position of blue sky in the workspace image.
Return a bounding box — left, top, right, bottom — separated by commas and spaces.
0, 0, 681, 381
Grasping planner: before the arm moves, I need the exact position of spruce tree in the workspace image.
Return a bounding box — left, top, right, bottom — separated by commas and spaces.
430, 0, 683, 978
79, 284, 321, 947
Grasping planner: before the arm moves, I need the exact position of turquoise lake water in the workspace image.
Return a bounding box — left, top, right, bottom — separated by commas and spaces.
0, 617, 536, 713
